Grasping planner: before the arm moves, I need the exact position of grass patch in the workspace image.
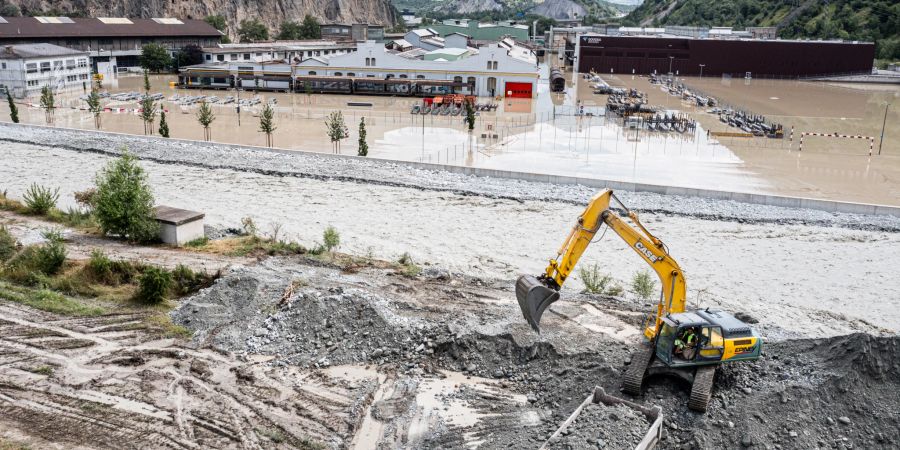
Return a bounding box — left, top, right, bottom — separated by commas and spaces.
187, 235, 307, 257
184, 236, 209, 248
145, 313, 193, 339
28, 365, 54, 376
396, 252, 421, 277
0, 280, 105, 316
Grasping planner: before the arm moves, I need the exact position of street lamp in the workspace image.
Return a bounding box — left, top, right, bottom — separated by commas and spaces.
668, 56, 674, 76
699, 64, 705, 79
878, 101, 891, 155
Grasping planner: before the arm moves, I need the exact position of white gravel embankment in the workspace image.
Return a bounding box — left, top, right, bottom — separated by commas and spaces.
1, 123, 898, 231
2, 123, 900, 337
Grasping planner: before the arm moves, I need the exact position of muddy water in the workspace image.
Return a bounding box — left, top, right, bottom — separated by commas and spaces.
598, 74, 900, 204
2, 142, 899, 337
7, 73, 899, 203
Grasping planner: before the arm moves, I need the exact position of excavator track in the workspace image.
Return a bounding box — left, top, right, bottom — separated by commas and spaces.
688, 365, 716, 412
622, 344, 654, 396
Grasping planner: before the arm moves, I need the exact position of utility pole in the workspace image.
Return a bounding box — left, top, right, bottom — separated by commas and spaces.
699, 64, 705, 79
668, 56, 674, 77
879, 102, 889, 155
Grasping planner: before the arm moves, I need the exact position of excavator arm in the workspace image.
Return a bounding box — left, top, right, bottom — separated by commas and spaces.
516, 189, 687, 338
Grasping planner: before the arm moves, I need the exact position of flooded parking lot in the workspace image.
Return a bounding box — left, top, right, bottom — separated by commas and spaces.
1, 71, 898, 205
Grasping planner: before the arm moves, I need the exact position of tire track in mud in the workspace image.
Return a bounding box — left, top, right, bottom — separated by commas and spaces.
0, 300, 377, 449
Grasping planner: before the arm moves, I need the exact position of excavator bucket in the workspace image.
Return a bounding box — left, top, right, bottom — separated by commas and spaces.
515, 275, 560, 333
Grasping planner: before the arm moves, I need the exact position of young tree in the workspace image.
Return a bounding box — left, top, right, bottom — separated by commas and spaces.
39, 85, 54, 124
142, 69, 151, 93
325, 111, 349, 154
258, 103, 276, 147
204, 15, 227, 31
93, 151, 159, 243
238, 19, 269, 42
174, 44, 204, 68
139, 95, 156, 135
277, 21, 303, 40
464, 99, 476, 131
85, 89, 102, 129
158, 110, 170, 138
6, 91, 18, 123
139, 43, 173, 73
197, 101, 215, 141
357, 117, 368, 156
299, 15, 321, 39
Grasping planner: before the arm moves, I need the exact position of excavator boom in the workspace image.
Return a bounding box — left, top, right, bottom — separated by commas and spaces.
516, 189, 686, 335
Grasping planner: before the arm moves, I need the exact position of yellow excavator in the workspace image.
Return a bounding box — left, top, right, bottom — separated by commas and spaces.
516, 189, 761, 412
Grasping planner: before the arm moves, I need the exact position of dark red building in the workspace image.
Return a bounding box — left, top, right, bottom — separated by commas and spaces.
576, 35, 875, 77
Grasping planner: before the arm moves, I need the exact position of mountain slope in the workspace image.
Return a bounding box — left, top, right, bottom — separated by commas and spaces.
2, 0, 398, 38
624, 0, 899, 59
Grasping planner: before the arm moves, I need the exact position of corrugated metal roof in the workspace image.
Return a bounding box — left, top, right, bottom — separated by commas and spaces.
0, 17, 222, 39
0, 43, 88, 58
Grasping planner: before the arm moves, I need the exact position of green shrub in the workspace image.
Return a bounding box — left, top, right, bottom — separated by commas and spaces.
22, 183, 59, 214
631, 270, 656, 300
171, 264, 216, 296
34, 240, 66, 275
0, 226, 17, 262
397, 252, 421, 277
605, 283, 624, 297
322, 226, 340, 252
93, 151, 159, 243
579, 263, 613, 294
134, 266, 172, 304
87, 249, 113, 282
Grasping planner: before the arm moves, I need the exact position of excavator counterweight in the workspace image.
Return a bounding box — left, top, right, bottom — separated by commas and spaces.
515, 275, 559, 332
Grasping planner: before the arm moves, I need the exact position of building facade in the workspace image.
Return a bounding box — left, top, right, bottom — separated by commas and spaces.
296, 41, 538, 97
576, 34, 876, 77
0, 44, 91, 98
320, 24, 385, 42
202, 41, 356, 64
0, 16, 223, 75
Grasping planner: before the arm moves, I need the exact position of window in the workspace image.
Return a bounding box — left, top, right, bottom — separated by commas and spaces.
371, 58, 376, 66
334, 72, 342, 76
486, 61, 491, 70
77, 58, 88, 68
217, 55, 225, 62
27, 80, 39, 87
347, 72, 355, 77
230, 54, 237, 61
365, 57, 370, 66
53, 60, 63, 69
416, 75, 425, 79
453, 76, 462, 83
205, 54, 211, 61
65, 59, 76, 69
243, 53, 251, 60
67, 75, 77, 82
308, 71, 316, 75
492, 61, 498, 70
79, 73, 88, 80
0, 62, 5, 70
399, 74, 407, 78
40, 62, 51, 72
26, 63, 37, 73
386, 74, 394, 79
255, 53, 261, 57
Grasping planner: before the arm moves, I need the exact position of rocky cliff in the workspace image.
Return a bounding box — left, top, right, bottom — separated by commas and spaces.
6, 0, 398, 38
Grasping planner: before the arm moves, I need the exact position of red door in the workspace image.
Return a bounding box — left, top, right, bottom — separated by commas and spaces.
504, 82, 532, 98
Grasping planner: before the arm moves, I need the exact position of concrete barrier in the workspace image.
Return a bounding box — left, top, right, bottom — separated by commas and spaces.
3, 121, 899, 218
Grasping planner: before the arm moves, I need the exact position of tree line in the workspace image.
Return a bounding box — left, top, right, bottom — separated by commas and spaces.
203, 14, 323, 43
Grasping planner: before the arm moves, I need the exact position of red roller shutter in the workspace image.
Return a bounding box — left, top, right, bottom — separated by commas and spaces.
504, 82, 532, 98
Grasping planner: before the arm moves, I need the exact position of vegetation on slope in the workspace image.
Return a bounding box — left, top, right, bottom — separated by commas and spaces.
623, 0, 899, 60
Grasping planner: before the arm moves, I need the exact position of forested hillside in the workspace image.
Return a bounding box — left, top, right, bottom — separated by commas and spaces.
624, 0, 899, 60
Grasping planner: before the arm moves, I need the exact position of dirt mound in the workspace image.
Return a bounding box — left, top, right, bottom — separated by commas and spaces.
548, 403, 650, 450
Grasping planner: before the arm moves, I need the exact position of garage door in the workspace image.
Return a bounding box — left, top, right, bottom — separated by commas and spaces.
504, 82, 532, 98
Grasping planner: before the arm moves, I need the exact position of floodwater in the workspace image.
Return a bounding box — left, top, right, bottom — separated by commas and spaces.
2, 71, 899, 204
2, 143, 899, 337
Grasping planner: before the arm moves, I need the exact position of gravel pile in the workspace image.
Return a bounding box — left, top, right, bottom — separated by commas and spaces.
3, 123, 898, 232
548, 403, 650, 450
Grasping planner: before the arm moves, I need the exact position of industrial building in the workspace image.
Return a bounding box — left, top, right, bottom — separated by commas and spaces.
575, 34, 876, 77
202, 41, 356, 64
427, 19, 529, 43
0, 16, 223, 76
178, 40, 538, 98
320, 24, 385, 43
0, 43, 91, 98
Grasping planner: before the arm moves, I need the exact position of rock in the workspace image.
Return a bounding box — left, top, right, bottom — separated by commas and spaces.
789, 431, 798, 437
493, 369, 505, 378
826, 417, 835, 425
742, 387, 753, 394
838, 416, 851, 425
741, 435, 753, 447
465, 363, 477, 372
372, 348, 384, 358
728, 421, 735, 428
527, 394, 538, 404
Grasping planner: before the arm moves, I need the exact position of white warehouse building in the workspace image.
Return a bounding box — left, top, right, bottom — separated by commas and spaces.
297, 41, 538, 98
0, 43, 90, 98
